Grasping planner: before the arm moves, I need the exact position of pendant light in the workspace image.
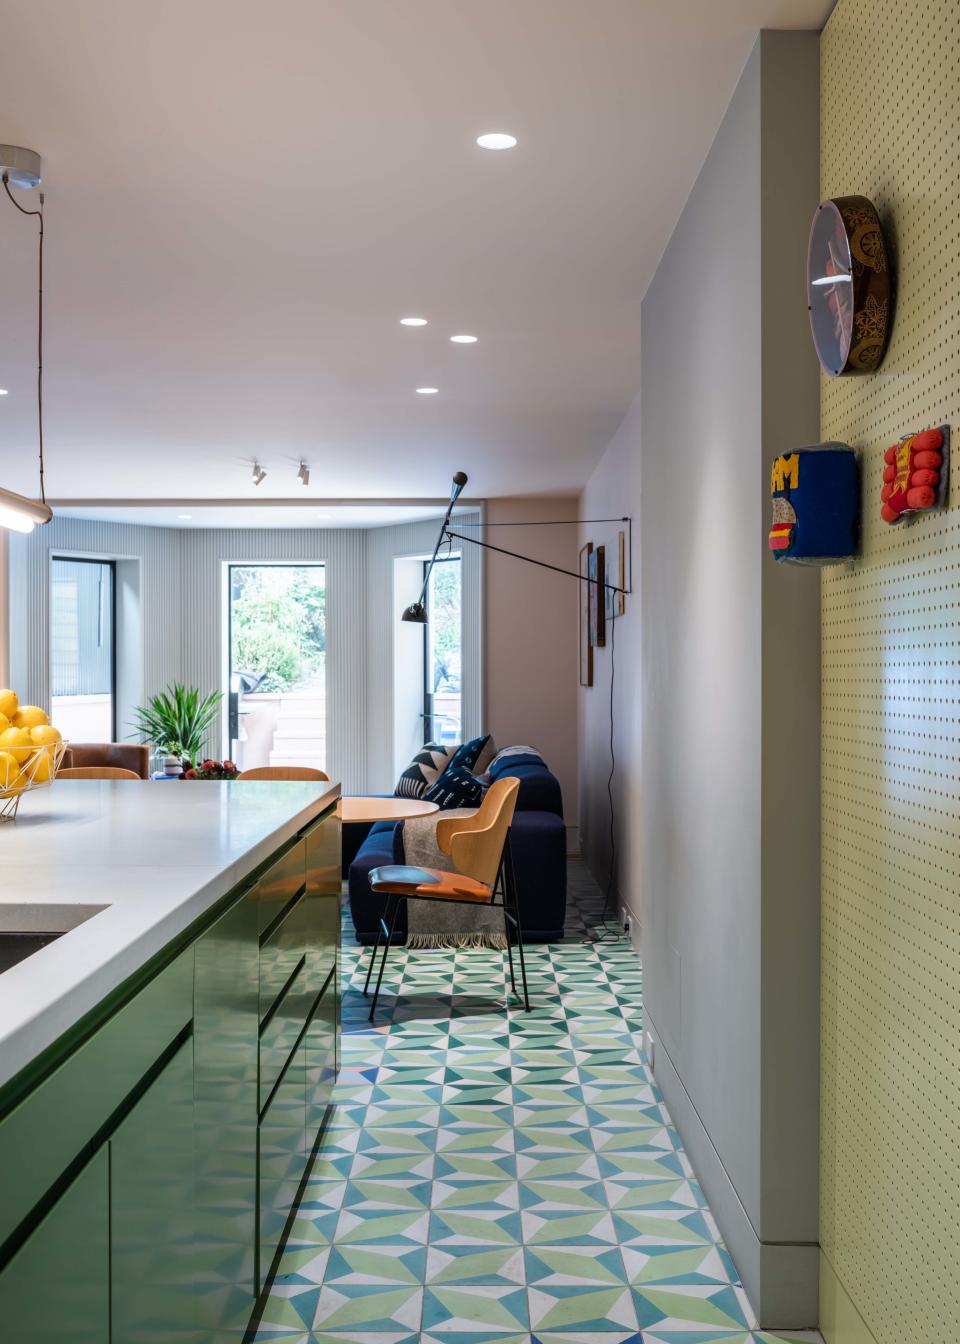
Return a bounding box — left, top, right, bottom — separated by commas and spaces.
1, 144, 52, 533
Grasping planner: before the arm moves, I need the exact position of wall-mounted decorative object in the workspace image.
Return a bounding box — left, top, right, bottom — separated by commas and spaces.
590, 545, 606, 647
807, 195, 890, 376
579, 542, 593, 687
768, 442, 860, 564
880, 425, 949, 524
603, 531, 627, 620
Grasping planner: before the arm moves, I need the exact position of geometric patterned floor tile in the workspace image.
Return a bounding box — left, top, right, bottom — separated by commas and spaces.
255, 864, 782, 1343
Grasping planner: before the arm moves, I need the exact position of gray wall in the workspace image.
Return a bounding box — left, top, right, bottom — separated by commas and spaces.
580, 31, 821, 1327
9, 512, 482, 794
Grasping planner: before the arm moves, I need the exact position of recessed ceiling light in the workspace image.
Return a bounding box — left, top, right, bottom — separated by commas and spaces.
400, 316, 428, 327
450, 334, 478, 344
178, 513, 192, 520
416, 387, 439, 395
476, 132, 517, 150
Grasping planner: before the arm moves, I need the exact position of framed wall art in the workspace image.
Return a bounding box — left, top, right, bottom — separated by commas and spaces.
579, 542, 593, 687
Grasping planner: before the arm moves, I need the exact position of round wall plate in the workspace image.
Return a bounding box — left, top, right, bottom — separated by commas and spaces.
807, 195, 890, 376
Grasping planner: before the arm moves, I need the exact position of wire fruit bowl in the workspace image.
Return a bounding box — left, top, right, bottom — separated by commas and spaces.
0, 740, 68, 821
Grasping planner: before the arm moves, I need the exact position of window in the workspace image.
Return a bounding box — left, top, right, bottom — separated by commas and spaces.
423, 555, 462, 746
50, 558, 116, 741
226, 564, 326, 772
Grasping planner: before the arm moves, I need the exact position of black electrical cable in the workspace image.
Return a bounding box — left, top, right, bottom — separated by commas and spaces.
2, 172, 46, 505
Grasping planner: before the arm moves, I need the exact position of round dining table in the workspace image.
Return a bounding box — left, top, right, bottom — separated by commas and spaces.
337, 796, 439, 825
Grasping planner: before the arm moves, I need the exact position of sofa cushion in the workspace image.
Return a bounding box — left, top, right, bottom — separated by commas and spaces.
394, 741, 456, 798
423, 765, 486, 810
448, 734, 496, 773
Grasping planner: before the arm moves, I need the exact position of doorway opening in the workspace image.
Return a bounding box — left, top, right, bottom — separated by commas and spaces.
423, 553, 462, 746
50, 557, 116, 741
226, 563, 326, 772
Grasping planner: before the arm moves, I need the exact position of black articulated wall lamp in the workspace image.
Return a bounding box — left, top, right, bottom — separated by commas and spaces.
402, 470, 632, 623
401, 472, 469, 623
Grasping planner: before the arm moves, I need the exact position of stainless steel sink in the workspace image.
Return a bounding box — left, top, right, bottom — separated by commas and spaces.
0, 905, 107, 973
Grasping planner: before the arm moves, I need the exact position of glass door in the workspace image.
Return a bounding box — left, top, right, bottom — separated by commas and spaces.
423, 554, 462, 746
227, 564, 326, 772
50, 557, 116, 741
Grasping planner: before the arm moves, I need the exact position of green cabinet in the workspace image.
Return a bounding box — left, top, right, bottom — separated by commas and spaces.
194, 886, 260, 1340
111, 1038, 198, 1343
0, 1148, 109, 1343
258, 1044, 307, 1289
0, 804, 341, 1341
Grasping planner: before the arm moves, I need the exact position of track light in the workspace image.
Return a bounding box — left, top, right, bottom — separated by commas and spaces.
297, 461, 310, 486
0, 486, 52, 534
252, 462, 266, 486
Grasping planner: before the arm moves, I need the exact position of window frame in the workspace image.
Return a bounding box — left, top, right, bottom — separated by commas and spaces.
50, 556, 118, 741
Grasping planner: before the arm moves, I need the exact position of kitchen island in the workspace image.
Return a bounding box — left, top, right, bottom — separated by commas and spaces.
0, 778, 341, 1342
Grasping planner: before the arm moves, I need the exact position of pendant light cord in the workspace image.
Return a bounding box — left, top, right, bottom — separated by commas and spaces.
3, 172, 46, 505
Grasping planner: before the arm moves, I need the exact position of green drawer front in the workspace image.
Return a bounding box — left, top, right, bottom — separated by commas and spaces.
0, 1146, 109, 1342
259, 958, 315, 1112
194, 888, 260, 1337
305, 812, 340, 986
110, 1037, 199, 1343
0, 949, 194, 1249
259, 889, 312, 1022
258, 1046, 307, 1291
258, 838, 306, 934
306, 974, 337, 1143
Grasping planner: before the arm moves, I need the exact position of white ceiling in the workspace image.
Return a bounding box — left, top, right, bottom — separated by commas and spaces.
55, 502, 455, 529
0, 0, 831, 503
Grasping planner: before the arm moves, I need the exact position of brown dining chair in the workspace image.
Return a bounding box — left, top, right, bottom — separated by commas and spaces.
58, 766, 140, 780
236, 766, 330, 781
62, 743, 150, 778
364, 776, 528, 1020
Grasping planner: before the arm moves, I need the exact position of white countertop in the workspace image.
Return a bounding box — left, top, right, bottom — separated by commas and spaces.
0, 779, 340, 1094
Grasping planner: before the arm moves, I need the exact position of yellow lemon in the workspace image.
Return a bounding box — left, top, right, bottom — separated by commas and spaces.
0, 712, 9, 736
27, 748, 56, 784
31, 724, 61, 747
13, 705, 49, 730
0, 751, 20, 792
0, 726, 34, 763
0, 690, 18, 720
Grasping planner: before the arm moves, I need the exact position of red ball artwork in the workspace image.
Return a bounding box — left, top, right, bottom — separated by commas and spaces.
880, 426, 950, 523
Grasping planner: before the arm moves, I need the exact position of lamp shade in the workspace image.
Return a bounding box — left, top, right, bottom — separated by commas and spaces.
401, 601, 428, 624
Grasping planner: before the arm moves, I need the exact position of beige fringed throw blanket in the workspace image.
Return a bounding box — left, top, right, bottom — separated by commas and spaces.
402, 808, 506, 949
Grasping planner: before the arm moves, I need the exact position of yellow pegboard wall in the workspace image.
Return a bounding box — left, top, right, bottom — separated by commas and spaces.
820, 2, 960, 1341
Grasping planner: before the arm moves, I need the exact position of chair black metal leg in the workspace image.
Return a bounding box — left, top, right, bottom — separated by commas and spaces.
505, 839, 530, 1011
363, 902, 387, 996
501, 867, 518, 997
369, 895, 401, 1021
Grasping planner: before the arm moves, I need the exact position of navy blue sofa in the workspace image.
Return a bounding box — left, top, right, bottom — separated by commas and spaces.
347, 752, 567, 943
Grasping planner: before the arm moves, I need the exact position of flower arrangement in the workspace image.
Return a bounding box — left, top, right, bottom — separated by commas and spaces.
183, 758, 239, 781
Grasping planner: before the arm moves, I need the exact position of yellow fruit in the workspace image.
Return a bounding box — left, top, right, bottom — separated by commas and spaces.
0, 727, 34, 763
0, 690, 18, 720
27, 748, 55, 784
13, 705, 49, 730
0, 751, 20, 792
30, 724, 61, 747
0, 713, 9, 735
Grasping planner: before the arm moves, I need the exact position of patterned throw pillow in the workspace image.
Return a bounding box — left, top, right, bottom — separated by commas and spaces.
395, 742, 456, 798
423, 764, 486, 810
448, 734, 494, 772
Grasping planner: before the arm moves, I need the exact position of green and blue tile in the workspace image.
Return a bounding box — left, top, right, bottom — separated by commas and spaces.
255, 864, 822, 1344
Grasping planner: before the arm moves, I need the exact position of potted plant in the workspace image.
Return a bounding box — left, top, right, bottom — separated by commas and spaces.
130, 684, 223, 773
